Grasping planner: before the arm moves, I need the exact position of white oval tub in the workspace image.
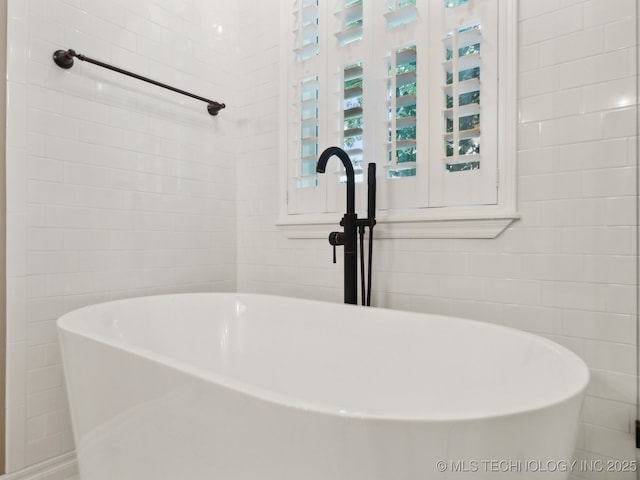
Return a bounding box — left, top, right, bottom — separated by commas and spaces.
58, 293, 589, 480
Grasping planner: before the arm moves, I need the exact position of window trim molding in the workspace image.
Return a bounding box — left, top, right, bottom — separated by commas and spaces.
277, 208, 519, 239
278, 0, 519, 240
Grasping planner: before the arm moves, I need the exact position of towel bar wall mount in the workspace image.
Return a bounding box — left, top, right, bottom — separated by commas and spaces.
53, 49, 226, 116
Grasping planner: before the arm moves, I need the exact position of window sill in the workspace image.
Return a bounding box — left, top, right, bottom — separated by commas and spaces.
277, 209, 520, 239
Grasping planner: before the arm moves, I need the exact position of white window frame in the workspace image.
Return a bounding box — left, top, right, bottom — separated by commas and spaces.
278, 0, 519, 239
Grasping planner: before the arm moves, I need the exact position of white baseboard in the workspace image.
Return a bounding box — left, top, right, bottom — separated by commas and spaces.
1, 453, 78, 480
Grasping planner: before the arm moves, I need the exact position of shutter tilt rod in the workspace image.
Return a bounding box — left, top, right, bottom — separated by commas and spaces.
53, 49, 226, 116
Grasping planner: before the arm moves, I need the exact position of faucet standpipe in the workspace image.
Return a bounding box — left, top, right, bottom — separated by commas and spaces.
316, 147, 376, 306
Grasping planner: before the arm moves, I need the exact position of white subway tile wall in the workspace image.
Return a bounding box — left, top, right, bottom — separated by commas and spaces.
235, 1, 638, 479
6, 0, 237, 472
3, 0, 638, 478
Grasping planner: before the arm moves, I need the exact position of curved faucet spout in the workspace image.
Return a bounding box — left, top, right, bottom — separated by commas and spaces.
317, 147, 355, 214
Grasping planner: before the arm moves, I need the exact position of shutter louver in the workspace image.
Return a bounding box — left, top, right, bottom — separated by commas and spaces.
295, 0, 319, 61
336, 0, 364, 46
385, 0, 417, 30
445, 0, 470, 7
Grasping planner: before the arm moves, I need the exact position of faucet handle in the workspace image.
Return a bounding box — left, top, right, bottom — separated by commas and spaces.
328, 232, 344, 264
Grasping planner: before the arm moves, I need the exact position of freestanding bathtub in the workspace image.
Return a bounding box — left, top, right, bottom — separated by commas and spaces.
58, 293, 588, 480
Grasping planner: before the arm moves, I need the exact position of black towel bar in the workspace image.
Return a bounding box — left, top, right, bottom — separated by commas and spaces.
53, 49, 225, 116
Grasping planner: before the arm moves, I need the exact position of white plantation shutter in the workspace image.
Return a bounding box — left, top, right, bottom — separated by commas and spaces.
282, 0, 513, 229
370, 0, 427, 211
326, 0, 373, 213
376, 42, 423, 210
286, 0, 327, 214
428, 0, 499, 207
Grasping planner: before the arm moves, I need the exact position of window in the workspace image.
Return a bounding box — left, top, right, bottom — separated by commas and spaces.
279, 0, 518, 238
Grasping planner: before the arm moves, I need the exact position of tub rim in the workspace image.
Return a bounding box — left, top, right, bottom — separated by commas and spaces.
57, 292, 590, 423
